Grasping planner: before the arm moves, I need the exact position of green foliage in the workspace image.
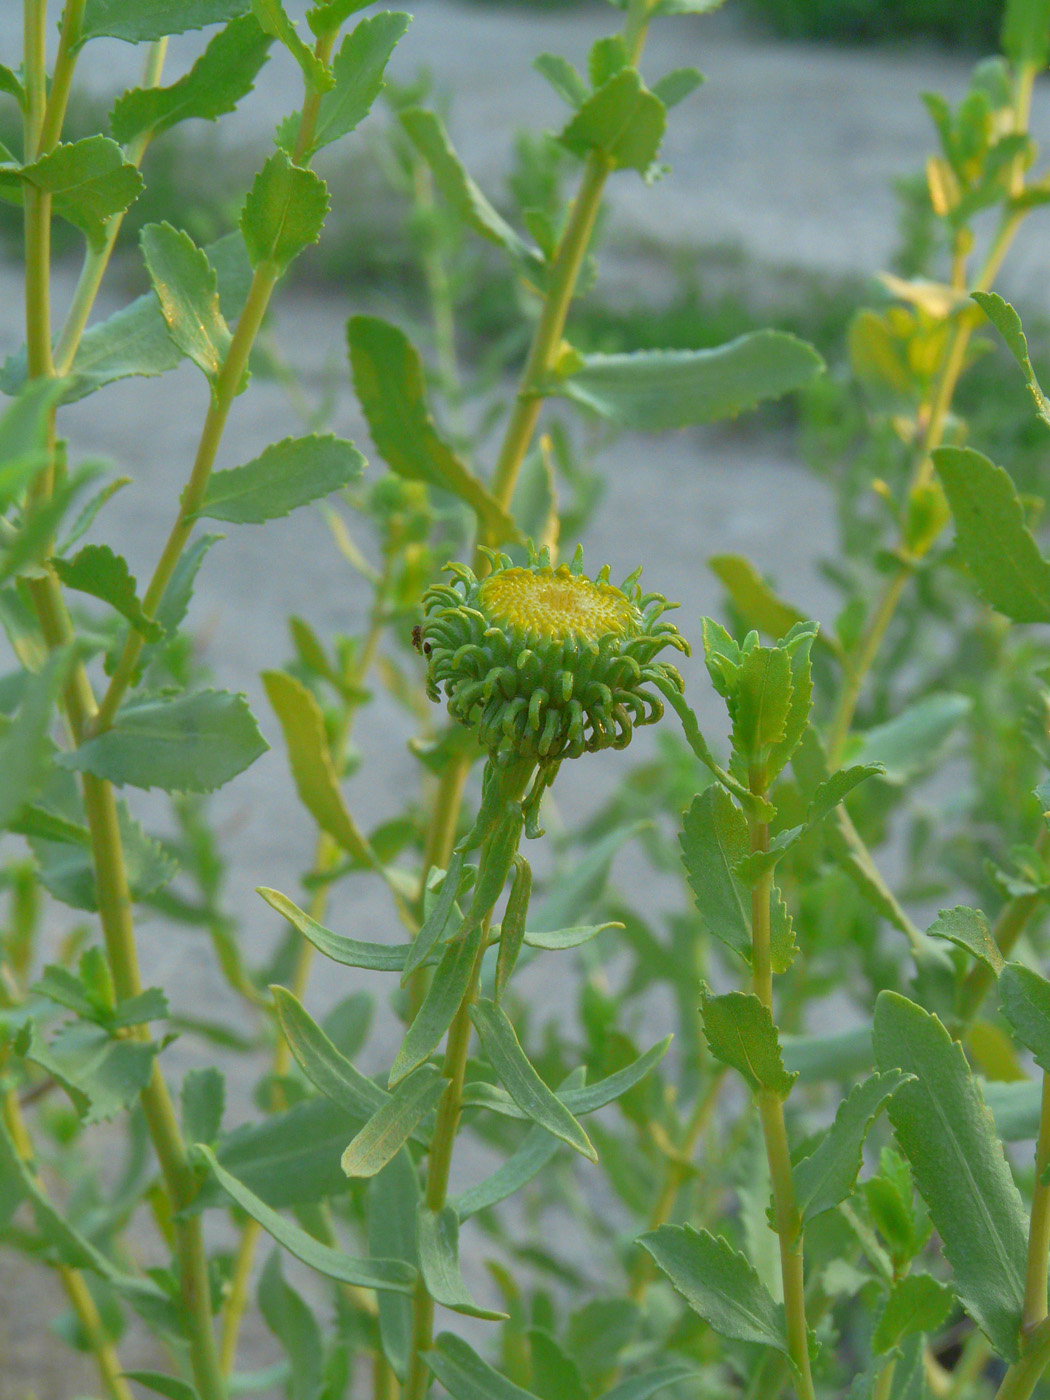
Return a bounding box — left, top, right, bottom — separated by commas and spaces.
0, 137, 143, 248
199, 434, 364, 522
241, 151, 329, 270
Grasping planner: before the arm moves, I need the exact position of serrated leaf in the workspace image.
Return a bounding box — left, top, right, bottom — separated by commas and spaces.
18, 1019, 158, 1123
140, 223, 231, 389
112, 14, 271, 145
261, 670, 370, 862
794, 1071, 912, 1222
260, 887, 409, 971
388, 921, 485, 1085
873, 1274, 955, 1353
873, 991, 1027, 1360
304, 13, 409, 154
241, 150, 329, 271
0, 648, 74, 830
80, 0, 248, 44
347, 315, 519, 544
928, 906, 1002, 974
53, 543, 162, 641
680, 787, 751, 963
306, 0, 373, 34
700, 989, 796, 1098
534, 53, 587, 108
548, 332, 824, 429
730, 643, 792, 762
425, 1333, 541, 1400
417, 1205, 507, 1320
199, 433, 363, 523
181, 1067, 225, 1144
639, 1224, 790, 1354
252, 0, 331, 92
59, 688, 267, 792
30, 789, 177, 911
199, 1144, 415, 1292
272, 984, 387, 1119
0, 137, 143, 249
559, 68, 665, 173
807, 764, 884, 828
341, 1065, 446, 1178
935, 445, 1050, 624
1000, 962, 1050, 1072
470, 997, 596, 1161
400, 107, 539, 268
972, 291, 1050, 427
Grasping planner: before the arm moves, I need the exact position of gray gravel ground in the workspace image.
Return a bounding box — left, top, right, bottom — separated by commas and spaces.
0, 1, 1045, 1394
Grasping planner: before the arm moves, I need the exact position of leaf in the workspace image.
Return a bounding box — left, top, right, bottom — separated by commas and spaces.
680, 787, 751, 963
388, 922, 485, 1085
53, 543, 162, 641
241, 150, 329, 271
425, 1333, 541, 1400
470, 998, 596, 1161
850, 693, 971, 783
928, 906, 1003, 974
451, 1124, 561, 1221
307, 13, 410, 153
651, 67, 704, 108
782, 1026, 874, 1082
341, 1065, 446, 1179
0, 648, 74, 830
181, 1067, 225, 1144
113, 14, 271, 142
198, 1145, 416, 1292
495, 855, 531, 1004
730, 644, 792, 761
251, 0, 331, 93
1002, 0, 1050, 68
121, 1373, 199, 1400
60, 688, 267, 792
0, 379, 68, 501
17, 1019, 158, 1123
195, 1099, 353, 1210
400, 108, 539, 267
600, 1367, 701, 1400
934, 445, 1050, 624
272, 985, 387, 1119
417, 1205, 507, 1320
559, 69, 666, 173
794, 1071, 912, 1222
154, 532, 222, 636
873, 991, 1027, 1359
306, 0, 374, 35
807, 764, 884, 828
1000, 963, 1050, 1072
971, 291, 1050, 428
199, 433, 363, 523
80, 0, 248, 44
530, 821, 647, 932
140, 223, 230, 390
402, 850, 466, 984
463, 1038, 671, 1121
347, 315, 518, 544
700, 989, 796, 1098
30, 791, 177, 911
873, 1274, 955, 1353
260, 887, 408, 971
1, 136, 143, 249
257, 1250, 323, 1400
370, 1150, 418, 1381
639, 1224, 790, 1354
260, 670, 371, 863
0, 64, 25, 110
534, 54, 587, 108
547, 332, 824, 429
522, 921, 621, 950
708, 553, 811, 644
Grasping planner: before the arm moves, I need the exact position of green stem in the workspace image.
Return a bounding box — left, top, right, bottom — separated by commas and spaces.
748, 782, 816, 1400
872, 1358, 897, 1400
994, 1317, 1050, 1400
1024, 1073, 1050, 1329
23, 0, 47, 160
38, 0, 87, 155
826, 564, 911, 768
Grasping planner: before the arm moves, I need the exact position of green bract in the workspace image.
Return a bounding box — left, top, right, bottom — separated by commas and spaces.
419, 546, 688, 766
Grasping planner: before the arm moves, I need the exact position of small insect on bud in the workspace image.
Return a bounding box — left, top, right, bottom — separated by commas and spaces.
416, 544, 688, 767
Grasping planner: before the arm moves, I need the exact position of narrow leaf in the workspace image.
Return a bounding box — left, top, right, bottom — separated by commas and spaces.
794, 1071, 912, 1222
140, 222, 230, 387
807, 764, 884, 828
534, 54, 587, 108
495, 854, 531, 1003
341, 1065, 446, 1179
370, 1150, 418, 1381
417, 1205, 508, 1319
199, 1145, 416, 1292
309, 13, 410, 153
1000, 963, 1050, 1072
60, 688, 267, 792
639, 1224, 790, 1354
873, 990, 1027, 1359
402, 850, 466, 984
548, 333, 824, 429
259, 887, 409, 972
971, 291, 1050, 428
850, 692, 971, 783
521, 921, 622, 950
470, 998, 596, 1161
347, 315, 518, 544
651, 67, 704, 107
425, 1332, 541, 1400
181, 1067, 225, 1145
934, 445, 1050, 624
388, 922, 485, 1085
452, 1124, 561, 1221
272, 984, 387, 1118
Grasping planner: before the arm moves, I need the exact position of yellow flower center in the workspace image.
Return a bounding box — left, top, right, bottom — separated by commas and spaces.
479, 566, 638, 643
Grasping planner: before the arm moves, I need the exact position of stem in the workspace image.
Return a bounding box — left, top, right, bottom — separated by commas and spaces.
1024, 1073, 1050, 1329
23, 0, 47, 160
994, 1317, 1050, 1400
826, 565, 910, 768
38, 0, 87, 155
403, 764, 532, 1400
749, 782, 816, 1400
872, 1358, 897, 1400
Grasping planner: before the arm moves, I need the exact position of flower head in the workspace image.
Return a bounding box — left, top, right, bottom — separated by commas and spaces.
418, 545, 688, 767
